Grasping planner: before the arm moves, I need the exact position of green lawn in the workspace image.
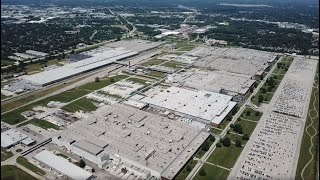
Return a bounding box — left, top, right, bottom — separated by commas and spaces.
240, 107, 263, 121
206, 145, 244, 169
161, 61, 187, 69
193, 164, 230, 180
139, 58, 165, 66
1, 165, 38, 180
210, 128, 222, 135
61, 98, 98, 113
16, 156, 46, 176
127, 77, 149, 85
31, 119, 60, 130
1, 148, 13, 162
295, 67, 319, 180
195, 137, 215, 158
175, 160, 197, 180
218, 119, 230, 130
233, 120, 257, 136
225, 133, 246, 144
146, 71, 166, 78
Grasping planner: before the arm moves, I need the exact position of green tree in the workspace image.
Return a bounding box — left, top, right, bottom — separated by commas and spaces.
210, 135, 215, 142
246, 110, 251, 116
79, 159, 86, 168
242, 134, 250, 140
95, 77, 100, 82
258, 95, 264, 103
199, 168, 206, 176
261, 88, 267, 94
235, 140, 242, 147
255, 111, 260, 116
222, 137, 231, 147
186, 165, 192, 172
201, 141, 209, 151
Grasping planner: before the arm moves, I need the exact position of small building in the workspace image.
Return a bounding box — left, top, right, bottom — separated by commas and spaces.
1, 129, 34, 148
34, 150, 94, 180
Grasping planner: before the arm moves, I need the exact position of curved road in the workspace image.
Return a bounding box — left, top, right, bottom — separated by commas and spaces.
301, 73, 319, 180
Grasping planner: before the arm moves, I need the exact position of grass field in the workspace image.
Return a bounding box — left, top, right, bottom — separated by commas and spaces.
240, 107, 263, 121
31, 119, 60, 130
295, 67, 319, 180
193, 164, 230, 180
175, 160, 197, 180
206, 145, 244, 169
127, 77, 149, 85
61, 98, 98, 113
211, 128, 222, 135
1, 147, 13, 162
146, 71, 166, 78
161, 61, 187, 69
225, 133, 246, 144
232, 120, 257, 136
1, 165, 38, 180
139, 58, 165, 66
16, 156, 46, 176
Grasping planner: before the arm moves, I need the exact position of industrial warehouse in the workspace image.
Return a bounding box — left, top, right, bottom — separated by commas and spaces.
167, 68, 256, 96
20, 40, 162, 87
139, 86, 237, 125
52, 104, 210, 180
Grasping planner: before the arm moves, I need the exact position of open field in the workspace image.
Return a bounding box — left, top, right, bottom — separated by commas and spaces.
1, 147, 13, 162
232, 120, 257, 136
206, 145, 244, 169
61, 98, 98, 113
1, 165, 37, 180
16, 156, 46, 176
146, 71, 166, 78
193, 163, 230, 180
211, 128, 223, 135
295, 66, 319, 180
175, 160, 197, 180
127, 77, 149, 85
240, 107, 262, 121
139, 58, 165, 66
161, 61, 187, 69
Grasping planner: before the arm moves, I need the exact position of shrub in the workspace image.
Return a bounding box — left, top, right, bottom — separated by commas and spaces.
216, 143, 222, 147
235, 140, 242, 147
199, 168, 206, 176
222, 137, 231, 147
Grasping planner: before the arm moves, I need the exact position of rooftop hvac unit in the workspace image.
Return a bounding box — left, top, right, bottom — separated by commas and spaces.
147, 131, 151, 135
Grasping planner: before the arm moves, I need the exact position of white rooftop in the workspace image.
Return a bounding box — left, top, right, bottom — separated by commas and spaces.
34, 150, 93, 180
1, 129, 29, 148
22, 47, 137, 86
140, 86, 236, 124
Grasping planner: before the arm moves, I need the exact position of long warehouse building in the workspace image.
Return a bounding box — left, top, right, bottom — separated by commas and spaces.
22, 47, 138, 86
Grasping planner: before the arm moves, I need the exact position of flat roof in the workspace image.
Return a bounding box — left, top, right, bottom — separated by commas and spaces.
73, 140, 104, 155
140, 86, 235, 123
168, 69, 255, 95
22, 47, 137, 85
34, 150, 93, 180
1, 129, 28, 148
54, 104, 209, 178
